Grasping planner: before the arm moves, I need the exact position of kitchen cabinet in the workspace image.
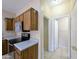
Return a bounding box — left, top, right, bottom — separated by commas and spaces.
5, 18, 14, 31
23, 8, 38, 30
13, 19, 16, 30
19, 14, 24, 22
16, 8, 38, 31
28, 44, 38, 59
31, 8, 38, 30
2, 40, 8, 55
14, 44, 38, 59
23, 10, 31, 30
16, 16, 20, 21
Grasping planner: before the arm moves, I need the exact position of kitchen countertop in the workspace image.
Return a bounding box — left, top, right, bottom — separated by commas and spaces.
14, 38, 39, 51
3, 36, 20, 40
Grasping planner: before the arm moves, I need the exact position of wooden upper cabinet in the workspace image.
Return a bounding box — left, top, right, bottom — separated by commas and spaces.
23, 8, 38, 31
15, 8, 38, 31
24, 10, 31, 30
5, 18, 14, 31
16, 16, 20, 21
13, 19, 15, 31
31, 8, 38, 30
19, 14, 24, 22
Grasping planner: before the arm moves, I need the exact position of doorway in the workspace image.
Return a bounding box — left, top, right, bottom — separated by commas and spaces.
44, 16, 71, 59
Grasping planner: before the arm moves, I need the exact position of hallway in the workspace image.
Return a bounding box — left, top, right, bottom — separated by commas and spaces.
44, 48, 76, 59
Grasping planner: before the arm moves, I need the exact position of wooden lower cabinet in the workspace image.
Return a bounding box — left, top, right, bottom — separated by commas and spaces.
14, 44, 38, 59
14, 51, 21, 59
2, 40, 8, 55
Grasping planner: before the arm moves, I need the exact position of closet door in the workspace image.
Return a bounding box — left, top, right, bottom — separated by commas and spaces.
58, 17, 70, 59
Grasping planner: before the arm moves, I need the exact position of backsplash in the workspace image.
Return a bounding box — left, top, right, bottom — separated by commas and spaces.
2, 31, 16, 37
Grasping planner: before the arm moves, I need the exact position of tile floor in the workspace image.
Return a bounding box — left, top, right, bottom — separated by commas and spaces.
2, 48, 76, 59
2, 52, 14, 59
44, 47, 77, 59
44, 48, 69, 59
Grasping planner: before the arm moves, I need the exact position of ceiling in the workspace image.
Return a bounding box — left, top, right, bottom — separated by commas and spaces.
3, 0, 76, 17
2, 0, 31, 13
41, 0, 76, 18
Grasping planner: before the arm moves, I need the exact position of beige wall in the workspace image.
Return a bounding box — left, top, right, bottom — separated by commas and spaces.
2, 10, 16, 37
71, 3, 77, 48
71, 3, 77, 59
44, 17, 48, 51
15, 0, 44, 59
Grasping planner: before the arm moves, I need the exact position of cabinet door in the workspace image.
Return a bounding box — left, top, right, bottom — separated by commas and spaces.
14, 51, 21, 59
14, 47, 21, 59
28, 45, 35, 59
22, 49, 29, 59
34, 44, 38, 59
24, 11, 31, 30
5, 18, 14, 31
2, 40, 8, 55
13, 19, 15, 31
16, 16, 20, 21
19, 14, 24, 22
28, 44, 38, 59
31, 9, 38, 30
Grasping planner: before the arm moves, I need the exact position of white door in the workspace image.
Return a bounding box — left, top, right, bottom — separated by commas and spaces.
58, 16, 71, 59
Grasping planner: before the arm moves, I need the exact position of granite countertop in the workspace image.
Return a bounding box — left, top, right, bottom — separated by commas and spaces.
14, 38, 39, 51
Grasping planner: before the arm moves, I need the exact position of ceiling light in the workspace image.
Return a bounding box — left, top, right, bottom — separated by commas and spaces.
50, 0, 65, 6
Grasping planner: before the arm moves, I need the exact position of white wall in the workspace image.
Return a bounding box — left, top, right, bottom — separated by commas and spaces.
71, 3, 77, 48
58, 17, 70, 48
71, 3, 77, 59
55, 20, 58, 50
48, 19, 59, 52
44, 17, 48, 51
48, 19, 55, 52
2, 10, 16, 37
15, 0, 44, 59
